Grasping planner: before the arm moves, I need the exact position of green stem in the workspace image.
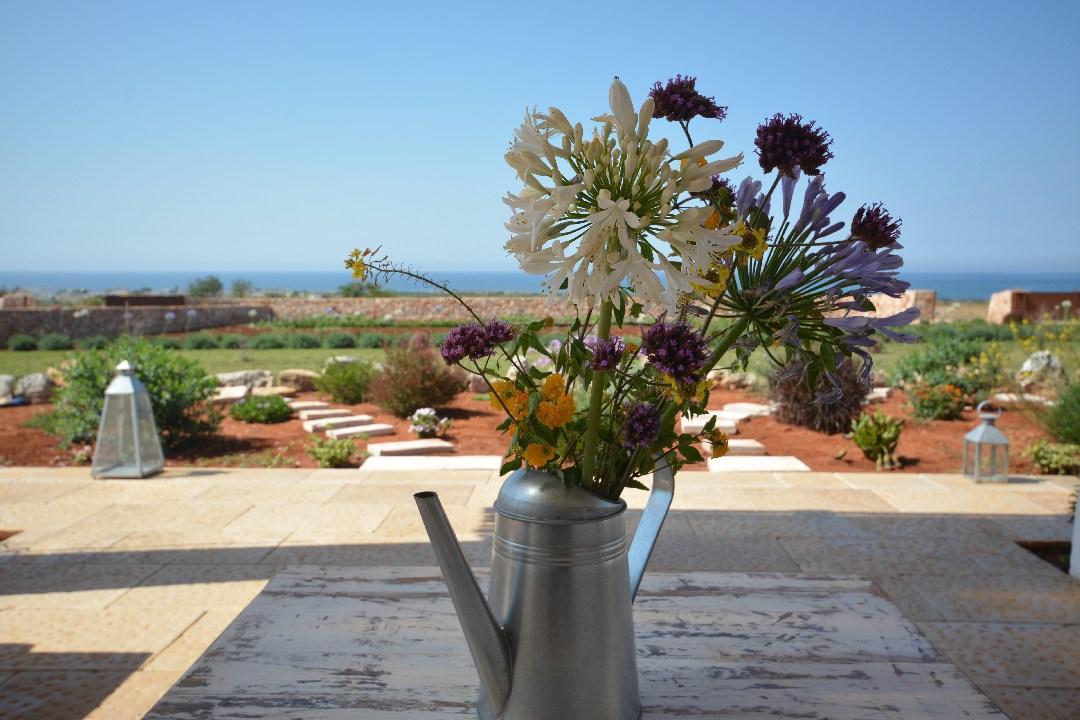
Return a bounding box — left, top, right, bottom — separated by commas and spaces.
703, 316, 750, 379
580, 299, 613, 487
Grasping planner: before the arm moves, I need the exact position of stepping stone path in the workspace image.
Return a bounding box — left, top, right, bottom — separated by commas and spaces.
287, 400, 329, 411
865, 387, 892, 404
994, 392, 1055, 406
708, 455, 810, 472
326, 423, 395, 439
705, 438, 765, 457
722, 402, 771, 417
302, 414, 375, 433
366, 439, 454, 456
211, 385, 249, 405
298, 408, 351, 421
252, 385, 298, 398
681, 412, 739, 435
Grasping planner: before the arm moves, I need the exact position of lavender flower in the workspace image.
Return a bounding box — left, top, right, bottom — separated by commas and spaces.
792, 176, 846, 237
755, 113, 834, 177
734, 177, 762, 218
621, 402, 661, 450
649, 75, 727, 123
851, 202, 902, 250
439, 319, 516, 364
589, 336, 626, 371
643, 320, 708, 383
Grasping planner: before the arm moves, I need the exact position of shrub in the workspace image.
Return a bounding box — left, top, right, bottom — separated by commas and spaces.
850, 411, 903, 469
230, 278, 254, 298
355, 332, 388, 348
248, 333, 288, 349
771, 360, 867, 435
217, 333, 246, 349
39, 333, 74, 351
187, 275, 224, 297
184, 333, 220, 350
77, 335, 110, 350
908, 382, 966, 420
155, 337, 182, 350
1043, 383, 1080, 444
369, 345, 468, 417
1023, 439, 1080, 475
892, 337, 997, 397
231, 395, 293, 424
307, 437, 358, 468
287, 333, 321, 349
7, 334, 37, 351
41, 336, 220, 450
325, 332, 357, 349
315, 360, 374, 404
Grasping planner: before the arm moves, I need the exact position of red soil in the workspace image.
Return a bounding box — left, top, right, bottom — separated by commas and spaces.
0, 388, 1051, 474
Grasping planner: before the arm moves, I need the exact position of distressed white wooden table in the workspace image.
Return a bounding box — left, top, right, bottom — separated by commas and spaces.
147, 567, 1002, 719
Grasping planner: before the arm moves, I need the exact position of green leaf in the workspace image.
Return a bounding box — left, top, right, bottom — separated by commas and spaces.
624, 478, 649, 491
500, 457, 522, 475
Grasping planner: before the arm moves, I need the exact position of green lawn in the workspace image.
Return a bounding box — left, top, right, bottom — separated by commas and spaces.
0, 348, 385, 378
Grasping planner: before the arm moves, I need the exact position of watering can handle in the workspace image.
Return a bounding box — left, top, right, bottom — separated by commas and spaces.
627, 458, 674, 602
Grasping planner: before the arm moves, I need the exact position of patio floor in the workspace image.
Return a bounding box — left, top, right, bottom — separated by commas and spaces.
0, 465, 1077, 719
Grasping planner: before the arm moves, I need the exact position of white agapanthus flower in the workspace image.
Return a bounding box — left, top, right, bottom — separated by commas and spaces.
504, 77, 743, 308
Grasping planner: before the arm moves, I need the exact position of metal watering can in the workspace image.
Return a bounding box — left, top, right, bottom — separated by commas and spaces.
414, 464, 673, 720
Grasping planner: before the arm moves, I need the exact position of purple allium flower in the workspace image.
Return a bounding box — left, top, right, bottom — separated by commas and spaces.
164, 311, 176, 322
850, 202, 902, 250
589, 336, 626, 371
439, 319, 516, 365
643, 320, 708, 383
649, 75, 727, 123
621, 402, 661, 450
755, 113, 834, 177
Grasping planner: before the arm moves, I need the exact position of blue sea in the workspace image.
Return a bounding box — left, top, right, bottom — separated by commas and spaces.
2, 270, 1079, 301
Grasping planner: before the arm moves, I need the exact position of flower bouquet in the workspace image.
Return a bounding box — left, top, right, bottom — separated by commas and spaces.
348, 74, 917, 500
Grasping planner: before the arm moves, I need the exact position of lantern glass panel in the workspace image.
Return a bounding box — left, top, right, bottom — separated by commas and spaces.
135, 392, 164, 471
92, 393, 139, 477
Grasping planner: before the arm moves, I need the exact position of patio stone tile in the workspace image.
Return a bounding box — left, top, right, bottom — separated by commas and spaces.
0, 607, 204, 670
87, 669, 184, 720
142, 610, 238, 673
261, 538, 493, 567
625, 511, 694, 541
684, 510, 871, 538
466, 478, 505, 508
966, 541, 1074, 578
901, 574, 1080, 623
989, 515, 1075, 542
1029, 688, 1080, 719
174, 468, 314, 484
1023, 492, 1076, 513
836, 473, 943, 490
357, 469, 498, 485
679, 471, 784, 488
0, 669, 176, 720
645, 534, 798, 572
0, 479, 91, 504
192, 482, 345, 504
920, 622, 1080, 688
744, 488, 899, 513
670, 487, 758, 511
871, 576, 946, 622
328, 482, 477, 506
372, 505, 495, 542
775, 473, 851, 489
0, 561, 162, 610
979, 685, 1060, 720
62, 479, 218, 505
35, 503, 253, 549
107, 565, 274, 611
850, 514, 1004, 539
778, 536, 982, 576
870, 488, 1054, 515
81, 544, 279, 565
222, 503, 393, 537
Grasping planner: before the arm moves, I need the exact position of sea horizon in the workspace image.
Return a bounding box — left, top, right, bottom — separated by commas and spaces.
2, 269, 1079, 302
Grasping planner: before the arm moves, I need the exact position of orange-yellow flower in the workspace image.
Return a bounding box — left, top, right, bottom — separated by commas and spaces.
708, 430, 729, 458
536, 394, 575, 429
523, 443, 555, 468
490, 380, 528, 420
541, 373, 565, 401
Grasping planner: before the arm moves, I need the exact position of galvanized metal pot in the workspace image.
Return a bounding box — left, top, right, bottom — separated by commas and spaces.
415, 464, 674, 720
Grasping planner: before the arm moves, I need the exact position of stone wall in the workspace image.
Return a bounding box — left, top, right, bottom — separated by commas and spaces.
0, 305, 274, 344
987, 290, 1080, 324
836, 289, 936, 324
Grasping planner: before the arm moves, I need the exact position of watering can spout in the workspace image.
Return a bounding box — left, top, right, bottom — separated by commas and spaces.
627, 460, 675, 602
414, 491, 512, 717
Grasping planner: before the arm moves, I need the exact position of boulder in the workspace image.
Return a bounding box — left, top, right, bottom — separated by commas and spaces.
211, 385, 250, 405
45, 366, 66, 388
0, 375, 14, 405
216, 369, 275, 388
278, 368, 320, 392
1016, 350, 1067, 390
14, 372, 54, 404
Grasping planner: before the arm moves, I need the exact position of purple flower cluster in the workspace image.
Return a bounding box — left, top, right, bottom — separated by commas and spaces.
589, 336, 626, 371
643, 320, 708, 383
621, 402, 661, 450
755, 113, 834, 177
649, 75, 727, 123
439, 319, 516, 365
850, 202, 902, 250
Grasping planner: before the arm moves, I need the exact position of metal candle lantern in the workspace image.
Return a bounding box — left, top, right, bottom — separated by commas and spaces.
91, 361, 164, 478
962, 401, 1009, 483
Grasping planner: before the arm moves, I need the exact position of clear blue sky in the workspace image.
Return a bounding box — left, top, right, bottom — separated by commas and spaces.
2, 0, 1078, 273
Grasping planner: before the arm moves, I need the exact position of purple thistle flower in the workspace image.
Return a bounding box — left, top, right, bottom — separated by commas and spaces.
649, 75, 727, 123
440, 323, 491, 364
589, 336, 626, 371
643, 320, 708, 383
851, 202, 902, 250
755, 113, 834, 177
621, 402, 661, 450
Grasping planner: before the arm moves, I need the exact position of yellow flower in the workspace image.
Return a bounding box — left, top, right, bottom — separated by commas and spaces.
708, 430, 729, 458
704, 208, 722, 230
344, 247, 378, 281
691, 262, 730, 298
523, 443, 555, 468
490, 380, 529, 420
732, 222, 767, 260
541, 374, 565, 401
536, 394, 575, 429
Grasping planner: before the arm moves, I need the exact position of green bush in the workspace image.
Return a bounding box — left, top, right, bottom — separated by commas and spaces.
184, 333, 220, 350
287, 333, 322, 349
7, 334, 37, 351
231, 395, 293, 424
39, 333, 74, 351
77, 335, 110, 350
908, 382, 966, 421
1023, 439, 1080, 475
187, 275, 224, 297
355, 332, 388, 349
307, 437, 358, 468
248, 333, 288, 349
892, 338, 996, 397
325, 332, 357, 349
217, 333, 247, 349
155, 337, 182, 350
1044, 384, 1080, 444
850, 411, 903, 469
771, 360, 867, 435
316, 360, 375, 404
904, 320, 1015, 344
370, 346, 467, 417
40, 336, 220, 450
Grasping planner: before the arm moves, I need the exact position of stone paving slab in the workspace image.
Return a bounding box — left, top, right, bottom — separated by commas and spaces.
708, 455, 809, 472
285, 400, 328, 410
920, 622, 1080, 689
298, 408, 351, 421
359, 455, 504, 472
366, 438, 455, 456
301, 414, 374, 433
325, 423, 395, 439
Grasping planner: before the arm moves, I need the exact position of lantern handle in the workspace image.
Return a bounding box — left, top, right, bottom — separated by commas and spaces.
976, 400, 1001, 420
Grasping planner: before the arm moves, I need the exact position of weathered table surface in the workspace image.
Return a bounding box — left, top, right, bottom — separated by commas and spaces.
147, 566, 1002, 719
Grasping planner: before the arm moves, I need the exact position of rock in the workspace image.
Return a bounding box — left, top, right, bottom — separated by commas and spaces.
324, 355, 358, 368
1017, 350, 1067, 390
722, 402, 771, 417
251, 385, 298, 398
211, 385, 250, 405
278, 368, 320, 392
0, 375, 15, 404
303, 414, 375, 433
45, 366, 66, 388
467, 374, 489, 393
14, 372, 54, 404
287, 400, 329, 411
216, 369, 274, 388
